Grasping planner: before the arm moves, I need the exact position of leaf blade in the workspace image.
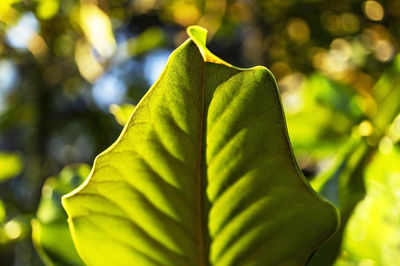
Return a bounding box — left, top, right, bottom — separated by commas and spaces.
63, 26, 339, 266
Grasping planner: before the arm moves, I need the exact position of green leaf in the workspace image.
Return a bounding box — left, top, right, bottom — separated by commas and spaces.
33, 164, 89, 266
371, 59, 400, 132
335, 146, 400, 265
62, 25, 339, 265
285, 74, 363, 162
126, 27, 166, 57
0, 199, 5, 224
0, 151, 23, 182
109, 103, 136, 126
308, 132, 372, 266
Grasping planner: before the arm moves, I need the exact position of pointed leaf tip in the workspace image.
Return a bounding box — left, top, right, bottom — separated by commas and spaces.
187, 25, 208, 46
187, 25, 231, 66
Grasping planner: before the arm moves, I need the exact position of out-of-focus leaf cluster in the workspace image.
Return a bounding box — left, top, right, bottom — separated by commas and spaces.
0, 0, 400, 265
32, 164, 89, 266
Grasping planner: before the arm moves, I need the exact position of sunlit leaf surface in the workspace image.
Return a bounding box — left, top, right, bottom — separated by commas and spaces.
62, 26, 339, 265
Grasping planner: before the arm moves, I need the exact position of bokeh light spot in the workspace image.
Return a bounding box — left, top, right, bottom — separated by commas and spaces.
5, 12, 38, 49
364, 1, 384, 21
0, 59, 18, 93
92, 74, 127, 110
143, 49, 171, 86
359, 120, 374, 136
379, 136, 393, 154
271, 61, 291, 80
131, 0, 159, 14
172, 3, 201, 26
287, 18, 310, 44
0, 152, 23, 181
79, 4, 116, 58
331, 38, 352, 61
36, 0, 59, 20
374, 39, 394, 62
75, 40, 104, 83
0, 0, 21, 24
341, 12, 360, 34
5, 220, 22, 240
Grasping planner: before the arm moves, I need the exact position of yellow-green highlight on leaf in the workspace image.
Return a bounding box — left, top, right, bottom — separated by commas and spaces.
0, 151, 23, 182
62, 25, 339, 265
187, 26, 232, 67
109, 103, 136, 126
33, 164, 89, 266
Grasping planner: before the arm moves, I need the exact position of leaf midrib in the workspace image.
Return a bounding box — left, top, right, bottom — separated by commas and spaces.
196, 59, 207, 266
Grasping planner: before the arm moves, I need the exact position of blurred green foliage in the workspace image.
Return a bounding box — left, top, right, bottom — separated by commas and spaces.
0, 0, 399, 265
108, 103, 135, 126
337, 147, 400, 266
32, 164, 89, 266
0, 152, 23, 182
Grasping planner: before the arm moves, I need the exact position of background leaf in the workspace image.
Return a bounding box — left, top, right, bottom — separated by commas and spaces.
0, 152, 23, 182
32, 164, 88, 266
109, 103, 136, 126
335, 147, 400, 266
308, 132, 373, 266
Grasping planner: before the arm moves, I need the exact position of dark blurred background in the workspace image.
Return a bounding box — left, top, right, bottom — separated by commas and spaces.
1, 0, 400, 265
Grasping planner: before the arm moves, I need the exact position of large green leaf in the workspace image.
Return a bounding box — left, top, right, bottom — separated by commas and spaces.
62, 26, 339, 265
